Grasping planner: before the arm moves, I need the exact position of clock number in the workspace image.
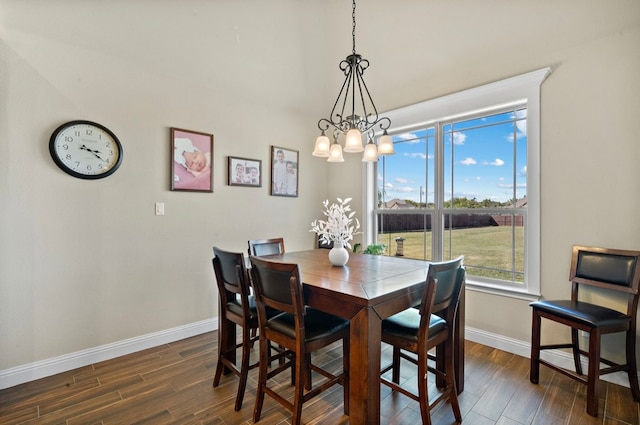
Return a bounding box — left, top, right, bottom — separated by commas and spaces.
62, 144, 69, 150
86, 129, 93, 136
74, 130, 81, 137
66, 154, 72, 160
65, 136, 73, 143
86, 164, 92, 171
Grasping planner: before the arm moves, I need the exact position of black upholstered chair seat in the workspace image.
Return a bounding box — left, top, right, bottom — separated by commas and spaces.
266, 309, 350, 342
530, 299, 631, 328
227, 295, 258, 321
382, 309, 447, 341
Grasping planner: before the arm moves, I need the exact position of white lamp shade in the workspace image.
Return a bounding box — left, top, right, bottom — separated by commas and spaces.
327, 142, 345, 162
362, 142, 378, 162
343, 128, 364, 152
377, 133, 395, 155
312, 135, 330, 157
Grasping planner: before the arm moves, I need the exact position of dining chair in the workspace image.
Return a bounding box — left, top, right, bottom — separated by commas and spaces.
530, 245, 640, 416
249, 255, 350, 425
380, 256, 465, 425
211, 246, 259, 411
248, 238, 285, 256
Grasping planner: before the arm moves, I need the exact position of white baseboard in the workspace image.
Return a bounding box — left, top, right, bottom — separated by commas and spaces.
0, 318, 217, 390
465, 326, 635, 388
2, 321, 636, 391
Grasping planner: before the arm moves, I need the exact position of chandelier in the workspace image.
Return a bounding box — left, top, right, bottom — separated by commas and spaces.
312, 0, 394, 163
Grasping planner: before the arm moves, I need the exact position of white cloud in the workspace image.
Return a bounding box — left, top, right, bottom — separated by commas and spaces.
395, 177, 408, 183
461, 157, 476, 165
453, 132, 466, 145
396, 132, 421, 143
404, 152, 429, 159
521, 165, 527, 176
491, 158, 505, 166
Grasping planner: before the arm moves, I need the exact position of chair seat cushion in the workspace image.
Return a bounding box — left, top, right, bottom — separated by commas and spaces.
267, 308, 349, 342
227, 295, 258, 320
382, 308, 447, 341
530, 299, 631, 328
228, 295, 280, 322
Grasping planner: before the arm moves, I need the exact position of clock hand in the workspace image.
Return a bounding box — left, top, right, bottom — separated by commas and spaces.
80, 145, 107, 162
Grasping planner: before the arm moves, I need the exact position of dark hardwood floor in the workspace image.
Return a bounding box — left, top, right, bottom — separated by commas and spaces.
1, 331, 638, 425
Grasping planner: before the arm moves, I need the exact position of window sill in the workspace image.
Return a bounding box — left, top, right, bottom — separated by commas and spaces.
465, 279, 541, 302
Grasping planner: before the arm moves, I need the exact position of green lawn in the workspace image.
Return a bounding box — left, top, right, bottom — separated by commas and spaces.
376, 226, 525, 282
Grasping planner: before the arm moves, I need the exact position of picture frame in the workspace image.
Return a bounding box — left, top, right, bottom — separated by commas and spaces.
228, 156, 262, 187
170, 127, 214, 192
270, 145, 298, 197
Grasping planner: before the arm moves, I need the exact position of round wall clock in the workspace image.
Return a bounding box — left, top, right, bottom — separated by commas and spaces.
49, 120, 123, 180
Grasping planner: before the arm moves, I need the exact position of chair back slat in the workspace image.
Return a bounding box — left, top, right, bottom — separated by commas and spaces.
419, 256, 465, 322
570, 246, 640, 296
248, 238, 285, 257
213, 247, 251, 299
249, 256, 301, 316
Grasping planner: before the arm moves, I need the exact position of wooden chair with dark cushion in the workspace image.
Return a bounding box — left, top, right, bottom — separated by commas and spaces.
249, 256, 349, 425
530, 245, 640, 416
380, 256, 465, 425
248, 238, 285, 257
211, 246, 259, 411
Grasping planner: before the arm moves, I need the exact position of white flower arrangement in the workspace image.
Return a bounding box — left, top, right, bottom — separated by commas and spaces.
310, 197, 361, 249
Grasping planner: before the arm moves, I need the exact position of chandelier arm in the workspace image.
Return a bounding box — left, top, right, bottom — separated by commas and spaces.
354, 68, 375, 130
319, 65, 354, 133
341, 66, 355, 132
376, 117, 391, 132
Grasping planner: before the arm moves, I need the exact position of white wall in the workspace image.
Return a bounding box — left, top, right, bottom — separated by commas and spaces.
0, 1, 330, 373
1, 0, 639, 386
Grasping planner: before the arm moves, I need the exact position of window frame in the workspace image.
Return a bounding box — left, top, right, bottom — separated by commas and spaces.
363, 68, 550, 300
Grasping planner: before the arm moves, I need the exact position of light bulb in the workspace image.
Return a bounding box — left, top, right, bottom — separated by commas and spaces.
312, 134, 330, 157
327, 142, 345, 162
362, 141, 378, 162
377, 131, 395, 155
344, 128, 364, 152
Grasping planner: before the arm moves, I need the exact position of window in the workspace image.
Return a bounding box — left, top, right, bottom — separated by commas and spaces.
364, 68, 550, 299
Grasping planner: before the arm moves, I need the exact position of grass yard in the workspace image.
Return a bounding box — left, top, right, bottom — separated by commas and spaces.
377, 225, 525, 282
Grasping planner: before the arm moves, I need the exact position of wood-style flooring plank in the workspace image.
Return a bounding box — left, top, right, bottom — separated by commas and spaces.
1, 332, 638, 425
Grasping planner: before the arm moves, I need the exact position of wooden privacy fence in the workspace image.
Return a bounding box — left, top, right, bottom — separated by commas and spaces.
377, 213, 523, 233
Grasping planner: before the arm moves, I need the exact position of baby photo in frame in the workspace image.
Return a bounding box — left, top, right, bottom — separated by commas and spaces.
170, 127, 213, 192
270, 146, 298, 197
228, 156, 262, 187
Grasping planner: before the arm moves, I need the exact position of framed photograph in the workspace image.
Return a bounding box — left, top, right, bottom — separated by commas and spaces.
170, 127, 214, 192
270, 145, 298, 197
228, 156, 262, 187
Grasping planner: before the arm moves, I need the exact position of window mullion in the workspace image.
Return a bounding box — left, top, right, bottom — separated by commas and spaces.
433, 121, 444, 262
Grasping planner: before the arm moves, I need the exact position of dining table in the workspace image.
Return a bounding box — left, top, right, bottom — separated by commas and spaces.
221, 248, 465, 425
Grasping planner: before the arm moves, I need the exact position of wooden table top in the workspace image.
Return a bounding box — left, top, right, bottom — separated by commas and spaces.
260, 249, 431, 318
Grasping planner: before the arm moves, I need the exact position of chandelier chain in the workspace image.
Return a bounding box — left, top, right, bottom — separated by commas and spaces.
352, 0, 356, 55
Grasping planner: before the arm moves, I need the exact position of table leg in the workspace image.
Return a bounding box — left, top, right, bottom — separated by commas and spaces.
349, 307, 381, 425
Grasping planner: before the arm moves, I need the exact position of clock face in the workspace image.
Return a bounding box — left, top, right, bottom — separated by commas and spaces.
49, 120, 123, 179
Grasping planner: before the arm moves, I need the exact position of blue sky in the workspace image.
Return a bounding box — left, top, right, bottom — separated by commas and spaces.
380, 109, 527, 204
